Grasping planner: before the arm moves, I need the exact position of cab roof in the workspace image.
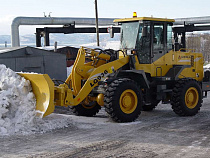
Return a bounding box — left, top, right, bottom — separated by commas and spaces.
114, 17, 175, 23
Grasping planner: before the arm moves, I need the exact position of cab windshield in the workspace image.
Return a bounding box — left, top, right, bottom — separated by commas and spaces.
120, 22, 139, 49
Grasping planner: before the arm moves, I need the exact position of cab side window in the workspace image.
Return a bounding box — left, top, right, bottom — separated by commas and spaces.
153, 23, 164, 51
167, 24, 173, 50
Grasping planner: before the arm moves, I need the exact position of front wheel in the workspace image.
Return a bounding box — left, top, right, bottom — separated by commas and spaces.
104, 78, 142, 122
171, 78, 202, 116
69, 100, 101, 117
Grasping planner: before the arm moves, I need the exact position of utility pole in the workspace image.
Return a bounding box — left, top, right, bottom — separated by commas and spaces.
94, 0, 99, 46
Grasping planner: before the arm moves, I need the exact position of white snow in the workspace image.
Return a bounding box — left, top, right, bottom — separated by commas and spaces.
0, 49, 12, 54
67, 65, 73, 77
40, 41, 120, 51
119, 121, 142, 126
103, 41, 120, 50
82, 41, 120, 50
204, 63, 210, 69
0, 64, 73, 136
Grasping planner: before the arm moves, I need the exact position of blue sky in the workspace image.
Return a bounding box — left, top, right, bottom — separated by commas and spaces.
1, 0, 210, 35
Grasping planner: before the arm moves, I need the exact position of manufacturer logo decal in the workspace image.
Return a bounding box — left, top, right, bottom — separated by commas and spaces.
178, 55, 192, 63
89, 67, 115, 87
90, 70, 108, 87
178, 55, 191, 60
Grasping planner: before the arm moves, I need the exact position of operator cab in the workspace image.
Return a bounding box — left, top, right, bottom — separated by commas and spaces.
114, 16, 175, 64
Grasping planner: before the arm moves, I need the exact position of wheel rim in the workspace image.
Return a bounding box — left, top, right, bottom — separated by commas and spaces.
82, 97, 97, 109
185, 87, 199, 109
82, 102, 96, 109
120, 89, 138, 114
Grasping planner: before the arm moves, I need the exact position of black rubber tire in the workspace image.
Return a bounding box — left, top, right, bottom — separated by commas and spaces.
142, 100, 160, 111
69, 102, 101, 117
171, 78, 202, 116
104, 78, 142, 122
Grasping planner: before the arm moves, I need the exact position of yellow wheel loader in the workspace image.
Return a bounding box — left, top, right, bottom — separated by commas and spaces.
18, 15, 210, 122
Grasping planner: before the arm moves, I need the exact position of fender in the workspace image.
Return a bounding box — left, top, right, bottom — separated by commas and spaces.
117, 69, 150, 88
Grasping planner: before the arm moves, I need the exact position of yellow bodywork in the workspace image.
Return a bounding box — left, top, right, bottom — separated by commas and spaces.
120, 49, 204, 81
54, 47, 129, 107
18, 73, 54, 118
114, 17, 175, 23
18, 47, 126, 117
15, 15, 205, 119
18, 47, 204, 118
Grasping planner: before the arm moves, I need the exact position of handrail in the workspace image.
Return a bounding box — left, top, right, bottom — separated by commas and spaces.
178, 48, 195, 52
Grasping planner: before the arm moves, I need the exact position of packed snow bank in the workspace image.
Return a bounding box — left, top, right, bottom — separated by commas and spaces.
0, 64, 36, 135
0, 65, 73, 136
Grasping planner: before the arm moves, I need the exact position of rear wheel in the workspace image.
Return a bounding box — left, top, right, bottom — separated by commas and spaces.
69, 99, 101, 117
171, 78, 202, 116
104, 78, 142, 122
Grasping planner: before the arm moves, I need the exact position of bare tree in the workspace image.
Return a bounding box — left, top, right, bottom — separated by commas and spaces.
186, 33, 210, 62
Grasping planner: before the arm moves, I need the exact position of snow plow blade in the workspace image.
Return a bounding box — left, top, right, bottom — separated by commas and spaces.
18, 73, 55, 118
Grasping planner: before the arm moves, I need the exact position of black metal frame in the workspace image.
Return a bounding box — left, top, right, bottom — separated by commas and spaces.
173, 23, 210, 51
36, 24, 120, 47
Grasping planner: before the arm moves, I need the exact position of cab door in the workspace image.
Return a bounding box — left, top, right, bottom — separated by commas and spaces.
151, 22, 167, 76
152, 22, 166, 62
135, 21, 151, 64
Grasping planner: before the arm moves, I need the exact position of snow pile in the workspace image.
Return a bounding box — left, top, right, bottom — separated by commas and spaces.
0, 64, 36, 135
0, 65, 73, 136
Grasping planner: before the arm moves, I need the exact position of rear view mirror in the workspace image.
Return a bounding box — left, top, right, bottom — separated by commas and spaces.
142, 26, 148, 37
